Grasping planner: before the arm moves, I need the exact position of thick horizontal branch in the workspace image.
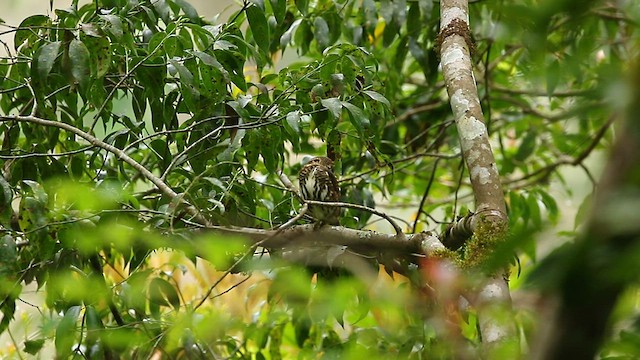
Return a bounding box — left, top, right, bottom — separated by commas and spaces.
204, 224, 443, 257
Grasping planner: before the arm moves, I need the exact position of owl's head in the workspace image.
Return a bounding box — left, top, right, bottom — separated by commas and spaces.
305, 156, 334, 168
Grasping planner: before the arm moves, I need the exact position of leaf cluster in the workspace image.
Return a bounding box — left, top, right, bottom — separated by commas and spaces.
0, 0, 632, 357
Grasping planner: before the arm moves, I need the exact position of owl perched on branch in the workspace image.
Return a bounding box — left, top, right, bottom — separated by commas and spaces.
298, 156, 341, 225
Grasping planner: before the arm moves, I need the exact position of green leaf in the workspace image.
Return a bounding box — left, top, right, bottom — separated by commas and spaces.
150, 138, 172, 170
536, 189, 559, 224
526, 193, 542, 228
243, 130, 259, 170
261, 128, 280, 173
295, 19, 312, 55
286, 110, 301, 133
407, 2, 421, 35
194, 50, 224, 71
295, 0, 309, 15
174, 0, 200, 21
82, 35, 111, 79
313, 16, 330, 50
0, 175, 12, 224
68, 39, 90, 89
294, 315, 311, 347
0, 285, 17, 334
514, 129, 537, 162
321, 97, 342, 118
168, 58, 194, 85
84, 305, 104, 343
148, 277, 181, 310
0, 234, 18, 277
285, 111, 301, 150
131, 87, 147, 122
22, 180, 48, 203
341, 101, 370, 132
14, 15, 50, 49
23, 339, 45, 355
574, 193, 593, 229
363, 90, 391, 107
34, 41, 61, 79
280, 18, 301, 48
69, 156, 85, 180
163, 34, 184, 58
99, 14, 123, 39
246, 4, 270, 56
215, 50, 247, 91
55, 306, 81, 358
153, 0, 171, 22
546, 59, 560, 97
269, 0, 286, 23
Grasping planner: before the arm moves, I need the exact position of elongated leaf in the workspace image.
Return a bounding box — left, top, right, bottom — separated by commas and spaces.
286, 111, 300, 133
0, 282, 17, 334
515, 129, 537, 162
246, 4, 270, 56
168, 58, 194, 85
363, 90, 391, 107
148, 277, 181, 310
34, 41, 61, 79
526, 193, 542, 228
0, 175, 12, 216
295, 0, 309, 15
84, 305, 104, 343
536, 189, 559, 224
15, 15, 50, 49
175, 0, 199, 21
269, 0, 286, 23
68, 39, 90, 89
407, 2, 421, 35
194, 50, 224, 71
341, 101, 370, 131
99, 14, 123, 39
313, 16, 330, 50
152, 0, 170, 22
321, 97, 342, 118
0, 234, 17, 277
82, 35, 110, 79
55, 306, 81, 358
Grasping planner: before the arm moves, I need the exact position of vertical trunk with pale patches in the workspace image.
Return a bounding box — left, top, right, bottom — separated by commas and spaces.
440, 0, 506, 221
438, 0, 516, 352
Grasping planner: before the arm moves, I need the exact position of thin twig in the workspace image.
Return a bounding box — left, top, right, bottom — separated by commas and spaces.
0, 146, 94, 159
412, 157, 441, 233
90, 23, 181, 131
160, 123, 224, 181
0, 114, 211, 226
278, 203, 308, 230
340, 150, 460, 183
305, 199, 404, 235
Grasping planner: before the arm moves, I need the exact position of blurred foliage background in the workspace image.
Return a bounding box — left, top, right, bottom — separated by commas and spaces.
0, 0, 637, 358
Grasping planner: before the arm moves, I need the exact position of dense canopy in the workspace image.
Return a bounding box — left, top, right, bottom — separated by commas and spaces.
0, 0, 638, 358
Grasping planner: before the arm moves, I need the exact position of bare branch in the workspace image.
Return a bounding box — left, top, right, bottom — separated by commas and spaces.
305, 199, 404, 236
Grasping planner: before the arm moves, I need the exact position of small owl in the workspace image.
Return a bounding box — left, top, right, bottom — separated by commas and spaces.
298, 156, 340, 225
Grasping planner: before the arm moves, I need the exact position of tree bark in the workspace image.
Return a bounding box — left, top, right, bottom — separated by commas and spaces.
438, 0, 515, 351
